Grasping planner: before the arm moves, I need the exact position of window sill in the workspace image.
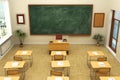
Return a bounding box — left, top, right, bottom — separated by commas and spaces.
0, 34, 12, 45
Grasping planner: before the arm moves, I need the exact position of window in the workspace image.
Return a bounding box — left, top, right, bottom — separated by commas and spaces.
0, 0, 12, 45
109, 10, 120, 53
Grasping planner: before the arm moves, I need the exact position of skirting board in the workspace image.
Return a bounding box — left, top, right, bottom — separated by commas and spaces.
106, 45, 120, 63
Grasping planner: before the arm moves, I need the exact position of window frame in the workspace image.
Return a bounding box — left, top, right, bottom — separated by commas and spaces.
109, 10, 120, 53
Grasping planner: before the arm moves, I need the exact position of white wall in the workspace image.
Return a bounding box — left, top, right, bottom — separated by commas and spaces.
9, 0, 110, 44
106, 0, 120, 62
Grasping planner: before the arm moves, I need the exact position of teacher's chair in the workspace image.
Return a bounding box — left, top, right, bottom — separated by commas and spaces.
56, 34, 62, 40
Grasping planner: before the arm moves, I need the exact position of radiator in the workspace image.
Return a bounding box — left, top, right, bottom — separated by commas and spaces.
1, 39, 11, 56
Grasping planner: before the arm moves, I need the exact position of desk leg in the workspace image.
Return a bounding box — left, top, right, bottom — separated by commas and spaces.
30, 55, 33, 67
64, 56, 66, 60
87, 55, 90, 67
109, 68, 111, 76
49, 51, 51, 55
66, 51, 69, 55
87, 54, 88, 66
4, 69, 7, 76
67, 67, 70, 76
52, 56, 54, 60
90, 68, 94, 80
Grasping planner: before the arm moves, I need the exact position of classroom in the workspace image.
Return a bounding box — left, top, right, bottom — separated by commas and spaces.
0, 0, 120, 80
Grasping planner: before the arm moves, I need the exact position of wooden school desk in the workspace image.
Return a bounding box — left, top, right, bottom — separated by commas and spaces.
15, 50, 33, 67
90, 61, 111, 79
87, 51, 105, 67
47, 76, 69, 80
51, 51, 67, 60
51, 60, 70, 76
4, 61, 25, 75
100, 76, 120, 80
48, 40, 70, 54
0, 76, 20, 80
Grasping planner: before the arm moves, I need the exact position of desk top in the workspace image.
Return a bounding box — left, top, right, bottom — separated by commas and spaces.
53, 40, 69, 43
51, 51, 67, 56
0, 76, 20, 80
87, 51, 104, 57
4, 61, 25, 69
100, 76, 120, 80
47, 76, 69, 80
90, 61, 111, 68
15, 50, 32, 56
51, 60, 70, 68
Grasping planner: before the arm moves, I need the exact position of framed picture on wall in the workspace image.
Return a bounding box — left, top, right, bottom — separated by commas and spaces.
94, 13, 105, 27
16, 14, 25, 24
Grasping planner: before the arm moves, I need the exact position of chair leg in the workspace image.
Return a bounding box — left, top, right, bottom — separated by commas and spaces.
49, 51, 51, 55
66, 51, 69, 55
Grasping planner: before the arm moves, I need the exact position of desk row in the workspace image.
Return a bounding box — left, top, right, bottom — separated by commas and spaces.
2, 50, 33, 80
87, 51, 120, 80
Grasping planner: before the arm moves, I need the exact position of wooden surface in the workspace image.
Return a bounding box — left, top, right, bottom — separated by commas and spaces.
51, 51, 67, 56
0, 76, 20, 80
49, 40, 70, 51
47, 76, 69, 80
53, 40, 68, 43
87, 51, 105, 67
100, 76, 120, 80
90, 61, 111, 68
87, 51, 104, 57
15, 50, 32, 56
51, 60, 70, 68
4, 61, 25, 69
94, 13, 105, 27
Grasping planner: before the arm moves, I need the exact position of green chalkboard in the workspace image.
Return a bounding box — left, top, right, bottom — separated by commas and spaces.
28, 5, 93, 35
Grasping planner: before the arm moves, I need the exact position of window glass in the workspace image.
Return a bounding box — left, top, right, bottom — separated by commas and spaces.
113, 20, 119, 39
114, 11, 120, 20
0, 0, 12, 45
112, 38, 116, 49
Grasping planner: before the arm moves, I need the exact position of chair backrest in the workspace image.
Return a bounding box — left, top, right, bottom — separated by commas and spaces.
14, 56, 23, 61
7, 70, 20, 75
50, 70, 62, 76
96, 68, 110, 76
54, 55, 64, 60
97, 56, 107, 61
56, 34, 62, 40
7, 70, 24, 80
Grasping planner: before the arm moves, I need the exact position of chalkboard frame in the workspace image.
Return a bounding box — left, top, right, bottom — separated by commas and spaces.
28, 4, 93, 36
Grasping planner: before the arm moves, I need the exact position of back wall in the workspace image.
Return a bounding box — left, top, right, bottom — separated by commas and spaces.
9, 0, 110, 44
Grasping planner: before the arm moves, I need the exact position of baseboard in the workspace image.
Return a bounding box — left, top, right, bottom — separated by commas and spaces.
106, 45, 116, 56
25, 42, 47, 44
24, 42, 96, 44
105, 45, 120, 63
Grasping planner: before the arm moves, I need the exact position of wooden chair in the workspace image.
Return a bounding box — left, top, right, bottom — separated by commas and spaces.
13, 56, 23, 61
95, 68, 110, 80
50, 70, 63, 76
7, 70, 24, 80
54, 55, 64, 60
56, 34, 62, 40
97, 56, 107, 61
